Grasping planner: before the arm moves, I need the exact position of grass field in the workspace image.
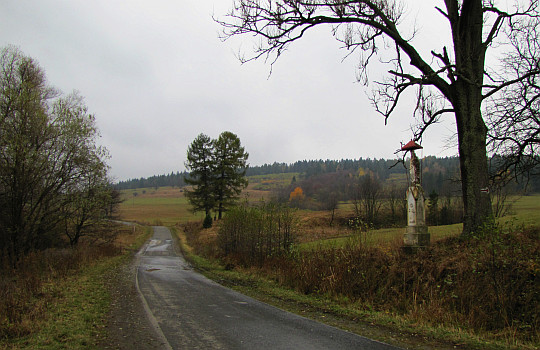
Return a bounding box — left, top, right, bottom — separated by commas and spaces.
501, 194, 540, 227
118, 184, 273, 226
118, 183, 540, 245
118, 187, 203, 226
299, 223, 464, 251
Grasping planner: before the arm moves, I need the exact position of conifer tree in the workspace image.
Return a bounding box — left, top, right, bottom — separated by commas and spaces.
212, 131, 249, 219
185, 132, 249, 220
184, 133, 215, 217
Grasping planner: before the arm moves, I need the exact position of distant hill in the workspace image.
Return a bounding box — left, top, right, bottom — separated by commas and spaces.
115, 156, 539, 193
115, 171, 189, 190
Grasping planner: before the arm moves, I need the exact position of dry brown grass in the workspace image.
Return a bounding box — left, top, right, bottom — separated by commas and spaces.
257, 227, 540, 345
179, 221, 220, 259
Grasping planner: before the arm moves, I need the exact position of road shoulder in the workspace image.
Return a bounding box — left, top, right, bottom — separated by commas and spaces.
98, 250, 169, 350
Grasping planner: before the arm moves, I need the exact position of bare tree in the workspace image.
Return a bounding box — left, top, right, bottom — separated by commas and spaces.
217, 1, 540, 236
352, 174, 382, 225
318, 189, 339, 225
385, 182, 406, 225
486, 18, 540, 183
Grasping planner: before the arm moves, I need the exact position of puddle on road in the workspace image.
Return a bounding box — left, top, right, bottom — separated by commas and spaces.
144, 239, 173, 255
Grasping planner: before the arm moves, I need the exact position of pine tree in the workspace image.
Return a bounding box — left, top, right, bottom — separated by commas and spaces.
212, 131, 249, 219
184, 133, 215, 216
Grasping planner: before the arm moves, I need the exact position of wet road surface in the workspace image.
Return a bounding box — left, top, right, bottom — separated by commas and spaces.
136, 226, 401, 350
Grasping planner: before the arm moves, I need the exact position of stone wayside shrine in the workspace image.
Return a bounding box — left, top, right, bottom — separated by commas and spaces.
401, 140, 430, 251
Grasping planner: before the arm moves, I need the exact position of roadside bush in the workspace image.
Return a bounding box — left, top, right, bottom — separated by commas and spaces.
185, 206, 538, 345
218, 202, 297, 266
181, 221, 220, 259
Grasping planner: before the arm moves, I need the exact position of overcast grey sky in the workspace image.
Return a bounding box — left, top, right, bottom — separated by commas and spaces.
1, 1, 457, 181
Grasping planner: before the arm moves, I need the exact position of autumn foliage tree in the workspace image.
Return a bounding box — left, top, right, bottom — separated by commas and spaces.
289, 186, 305, 207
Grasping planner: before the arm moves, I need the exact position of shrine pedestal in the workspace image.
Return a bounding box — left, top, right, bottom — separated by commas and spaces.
403, 225, 430, 247
403, 184, 430, 251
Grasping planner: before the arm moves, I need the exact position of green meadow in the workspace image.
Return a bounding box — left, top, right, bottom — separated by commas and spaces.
501, 194, 540, 226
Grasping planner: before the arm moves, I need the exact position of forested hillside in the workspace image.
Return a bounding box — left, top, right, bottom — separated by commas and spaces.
116, 156, 540, 194
115, 172, 188, 190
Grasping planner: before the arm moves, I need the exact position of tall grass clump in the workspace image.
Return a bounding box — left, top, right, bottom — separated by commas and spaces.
218, 202, 297, 267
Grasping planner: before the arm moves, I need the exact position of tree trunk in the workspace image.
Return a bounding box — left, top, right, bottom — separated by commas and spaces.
449, 0, 493, 236
218, 202, 223, 220
454, 90, 493, 236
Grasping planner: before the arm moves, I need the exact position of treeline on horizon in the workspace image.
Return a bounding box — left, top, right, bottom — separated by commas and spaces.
114, 157, 424, 190
114, 156, 540, 194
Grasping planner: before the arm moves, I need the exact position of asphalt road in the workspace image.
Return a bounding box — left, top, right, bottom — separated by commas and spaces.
136, 226, 402, 350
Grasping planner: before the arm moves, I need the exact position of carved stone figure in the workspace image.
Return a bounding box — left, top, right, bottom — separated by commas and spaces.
410, 151, 421, 186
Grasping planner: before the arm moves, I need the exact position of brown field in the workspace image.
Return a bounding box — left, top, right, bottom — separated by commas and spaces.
118, 184, 273, 226
0, 223, 149, 347
118, 187, 202, 226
